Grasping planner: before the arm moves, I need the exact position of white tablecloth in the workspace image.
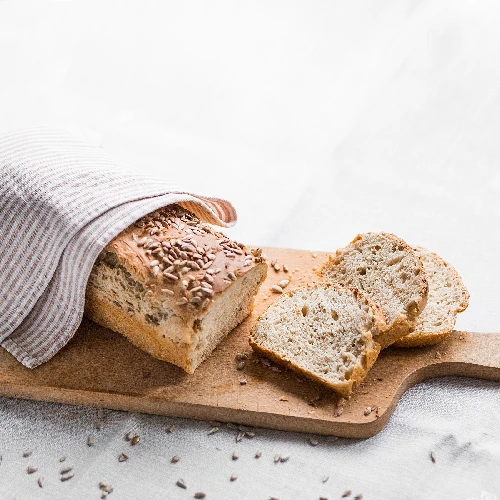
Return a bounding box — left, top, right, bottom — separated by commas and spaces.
0, 2, 499, 499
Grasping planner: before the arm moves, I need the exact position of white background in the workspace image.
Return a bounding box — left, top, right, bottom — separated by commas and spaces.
1, 1, 500, 499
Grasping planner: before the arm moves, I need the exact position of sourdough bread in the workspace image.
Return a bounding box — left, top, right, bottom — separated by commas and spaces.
321, 232, 428, 347
85, 205, 267, 373
394, 246, 469, 347
249, 283, 385, 397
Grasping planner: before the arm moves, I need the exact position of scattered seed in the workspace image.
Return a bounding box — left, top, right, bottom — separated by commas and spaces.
166, 425, 175, 433
274, 454, 281, 463
60, 467, 73, 475
131, 435, 140, 446
279, 455, 290, 463
171, 455, 181, 463
271, 285, 283, 294
27, 466, 38, 474
255, 451, 262, 458
194, 493, 206, 499
61, 474, 74, 482
320, 497, 328, 500
273, 264, 281, 272
59, 456, 67, 462
37, 477, 44, 488
363, 407, 372, 416
279, 396, 288, 402
354, 495, 363, 500
279, 280, 289, 288
230, 474, 237, 482
245, 431, 255, 438
99, 482, 113, 493
236, 361, 246, 370
236, 431, 245, 443
240, 377, 247, 385
118, 453, 128, 462
23, 449, 33, 458
322, 475, 329, 483
232, 451, 239, 460
87, 435, 95, 447
430, 451, 436, 463
342, 491, 351, 498
176, 478, 187, 489
334, 407, 344, 417
283, 265, 289, 273
235, 353, 248, 361
269, 496, 279, 500
308, 437, 319, 446
208, 426, 220, 435
125, 432, 134, 441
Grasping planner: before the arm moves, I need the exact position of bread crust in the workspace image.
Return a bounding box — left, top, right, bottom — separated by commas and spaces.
249, 283, 384, 397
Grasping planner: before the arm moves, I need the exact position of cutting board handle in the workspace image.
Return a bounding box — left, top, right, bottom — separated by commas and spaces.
417, 331, 500, 382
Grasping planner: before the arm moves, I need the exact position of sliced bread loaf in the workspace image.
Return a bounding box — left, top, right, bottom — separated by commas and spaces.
393, 246, 469, 347
249, 283, 385, 397
321, 232, 429, 348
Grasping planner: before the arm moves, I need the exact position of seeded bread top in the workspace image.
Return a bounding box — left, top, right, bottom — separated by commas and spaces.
98, 204, 266, 319
321, 232, 429, 335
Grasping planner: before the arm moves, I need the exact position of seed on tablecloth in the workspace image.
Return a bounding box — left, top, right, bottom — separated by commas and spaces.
236, 431, 245, 443
235, 353, 248, 361
236, 360, 246, 370
255, 451, 262, 458
131, 435, 140, 446
354, 495, 363, 500
59, 456, 67, 462
245, 431, 255, 438
87, 435, 95, 447
363, 407, 372, 416
194, 492, 206, 499
176, 478, 187, 489
166, 425, 175, 433
60, 467, 73, 474
208, 426, 220, 435
319, 497, 328, 500
271, 285, 283, 294
124, 432, 134, 441
321, 475, 329, 483
27, 466, 37, 474
274, 454, 281, 463
230, 474, 237, 482
99, 482, 113, 493
430, 451, 436, 463
61, 474, 74, 482
171, 455, 180, 463
37, 477, 44, 488
232, 451, 239, 460
283, 265, 289, 273
308, 437, 319, 446
279, 455, 289, 463
118, 453, 128, 462
22, 449, 33, 458
341, 491, 351, 498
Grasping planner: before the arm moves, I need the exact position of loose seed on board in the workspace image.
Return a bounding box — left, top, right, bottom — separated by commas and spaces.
271, 285, 283, 294
87, 435, 95, 447
279, 280, 289, 288
283, 265, 289, 273
235, 353, 248, 361
322, 475, 329, 483
363, 407, 372, 416
334, 407, 344, 417
273, 264, 281, 272
60, 474, 74, 482
27, 466, 38, 474
319, 497, 328, 500
176, 478, 187, 489
171, 455, 181, 463
131, 435, 140, 446
60, 467, 73, 474
232, 451, 239, 460
342, 491, 352, 498
255, 451, 262, 458
23, 449, 33, 458
240, 377, 247, 385
37, 477, 44, 488
308, 437, 319, 446
430, 451, 436, 463
236, 361, 246, 370
194, 493, 206, 499
118, 453, 128, 462
230, 473, 237, 482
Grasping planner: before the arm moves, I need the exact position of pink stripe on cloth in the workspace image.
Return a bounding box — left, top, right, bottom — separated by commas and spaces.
0, 127, 237, 368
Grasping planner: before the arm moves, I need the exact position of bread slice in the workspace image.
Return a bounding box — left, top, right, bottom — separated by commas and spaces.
393, 246, 469, 347
321, 232, 429, 348
249, 283, 386, 397
85, 205, 267, 374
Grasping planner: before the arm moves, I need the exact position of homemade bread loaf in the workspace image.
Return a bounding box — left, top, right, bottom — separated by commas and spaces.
321, 233, 428, 348
249, 283, 385, 397
85, 205, 267, 373
394, 246, 469, 347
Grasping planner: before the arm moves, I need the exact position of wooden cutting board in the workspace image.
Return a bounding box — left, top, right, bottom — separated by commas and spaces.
1, 247, 499, 439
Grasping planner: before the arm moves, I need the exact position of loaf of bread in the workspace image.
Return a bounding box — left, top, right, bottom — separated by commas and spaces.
321, 232, 429, 347
85, 205, 267, 373
250, 283, 385, 397
393, 246, 469, 347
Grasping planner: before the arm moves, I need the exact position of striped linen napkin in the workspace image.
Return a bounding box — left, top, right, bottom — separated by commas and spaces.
0, 127, 237, 368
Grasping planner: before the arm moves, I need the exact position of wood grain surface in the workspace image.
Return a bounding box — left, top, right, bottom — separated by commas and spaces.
1, 247, 499, 438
